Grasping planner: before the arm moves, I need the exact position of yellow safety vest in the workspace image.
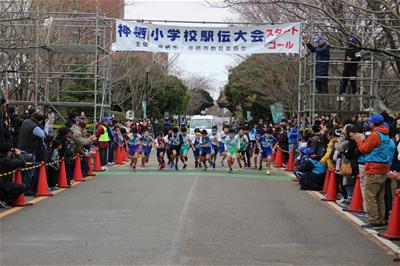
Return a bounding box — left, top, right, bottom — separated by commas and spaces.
98, 125, 110, 142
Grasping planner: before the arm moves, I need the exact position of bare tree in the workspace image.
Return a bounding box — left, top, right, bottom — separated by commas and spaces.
214, 0, 400, 110
184, 74, 215, 115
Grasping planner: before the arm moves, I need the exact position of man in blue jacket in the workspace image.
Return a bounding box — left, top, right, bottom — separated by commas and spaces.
304, 35, 331, 94
297, 148, 327, 191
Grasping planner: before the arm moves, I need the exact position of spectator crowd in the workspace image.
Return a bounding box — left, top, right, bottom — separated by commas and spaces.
0, 100, 400, 231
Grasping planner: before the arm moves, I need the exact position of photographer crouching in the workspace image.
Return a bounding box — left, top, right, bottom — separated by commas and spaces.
0, 143, 26, 209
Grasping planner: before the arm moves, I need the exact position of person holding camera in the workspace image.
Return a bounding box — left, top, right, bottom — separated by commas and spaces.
0, 143, 26, 209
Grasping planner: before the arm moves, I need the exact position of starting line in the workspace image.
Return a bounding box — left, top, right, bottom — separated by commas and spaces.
98, 166, 291, 180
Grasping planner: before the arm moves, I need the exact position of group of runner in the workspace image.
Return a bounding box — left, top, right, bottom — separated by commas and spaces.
126, 125, 278, 174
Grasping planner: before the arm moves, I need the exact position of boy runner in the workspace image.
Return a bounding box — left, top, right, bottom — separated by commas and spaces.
258, 128, 277, 175
127, 127, 142, 172
164, 128, 173, 168
169, 127, 183, 171
140, 130, 154, 171
200, 129, 212, 171
155, 132, 167, 170
224, 129, 240, 173
219, 126, 229, 167
191, 129, 203, 168
237, 127, 249, 168
209, 126, 221, 169
180, 127, 190, 169
253, 130, 262, 170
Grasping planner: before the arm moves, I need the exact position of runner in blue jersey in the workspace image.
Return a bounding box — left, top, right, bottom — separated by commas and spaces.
200, 129, 212, 171
191, 129, 203, 168
140, 130, 154, 171
258, 128, 277, 175
169, 127, 183, 171
209, 126, 221, 169
127, 127, 142, 172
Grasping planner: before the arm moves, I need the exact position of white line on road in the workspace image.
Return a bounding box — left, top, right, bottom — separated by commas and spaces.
308, 191, 400, 259
166, 175, 199, 264
179, 175, 199, 220
280, 169, 400, 260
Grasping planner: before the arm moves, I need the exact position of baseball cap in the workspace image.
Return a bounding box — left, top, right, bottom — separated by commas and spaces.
349, 36, 357, 45
315, 35, 326, 42
368, 114, 384, 126
300, 147, 314, 155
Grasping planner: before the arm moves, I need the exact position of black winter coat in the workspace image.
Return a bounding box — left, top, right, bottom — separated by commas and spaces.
343, 46, 361, 76
0, 153, 25, 184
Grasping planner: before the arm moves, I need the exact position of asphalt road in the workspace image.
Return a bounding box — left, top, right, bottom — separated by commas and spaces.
0, 162, 396, 265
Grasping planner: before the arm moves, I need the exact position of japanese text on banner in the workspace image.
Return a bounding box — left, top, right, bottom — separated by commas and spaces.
114, 20, 301, 54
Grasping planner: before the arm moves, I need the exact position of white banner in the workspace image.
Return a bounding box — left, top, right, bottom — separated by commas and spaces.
114, 19, 301, 54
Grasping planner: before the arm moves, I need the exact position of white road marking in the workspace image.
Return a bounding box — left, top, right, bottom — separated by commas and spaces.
166, 175, 199, 264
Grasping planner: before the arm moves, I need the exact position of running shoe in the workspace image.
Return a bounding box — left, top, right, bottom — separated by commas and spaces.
0, 201, 12, 209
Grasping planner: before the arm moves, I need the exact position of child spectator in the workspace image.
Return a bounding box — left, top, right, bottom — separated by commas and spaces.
46, 140, 62, 190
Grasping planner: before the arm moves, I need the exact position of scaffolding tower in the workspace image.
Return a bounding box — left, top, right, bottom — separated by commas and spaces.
0, 4, 113, 122
298, 19, 400, 124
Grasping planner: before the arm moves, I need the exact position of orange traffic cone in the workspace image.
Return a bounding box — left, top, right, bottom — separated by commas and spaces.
12, 170, 33, 206
274, 148, 284, 168
379, 189, 400, 240
322, 171, 337, 201
36, 162, 54, 197
115, 146, 123, 165
57, 158, 70, 188
343, 178, 364, 213
285, 148, 295, 171
321, 170, 331, 194
94, 149, 105, 172
86, 156, 96, 176
73, 155, 85, 182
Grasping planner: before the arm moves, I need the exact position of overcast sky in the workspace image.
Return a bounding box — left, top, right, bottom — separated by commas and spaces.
124, 0, 240, 98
